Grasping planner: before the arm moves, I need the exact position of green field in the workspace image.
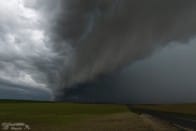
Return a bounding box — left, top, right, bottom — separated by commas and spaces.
1, 101, 195, 131
0, 102, 152, 131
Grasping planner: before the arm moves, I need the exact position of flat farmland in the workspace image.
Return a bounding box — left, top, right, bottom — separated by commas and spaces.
0, 101, 182, 131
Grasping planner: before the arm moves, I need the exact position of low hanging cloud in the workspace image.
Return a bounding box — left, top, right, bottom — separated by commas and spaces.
1, 0, 196, 102
48, 1, 196, 93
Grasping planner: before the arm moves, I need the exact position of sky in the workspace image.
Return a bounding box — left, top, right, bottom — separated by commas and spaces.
0, 0, 196, 103
0, 0, 55, 100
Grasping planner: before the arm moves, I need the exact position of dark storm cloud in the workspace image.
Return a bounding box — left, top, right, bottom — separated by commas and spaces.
1, 0, 196, 102
51, 0, 196, 103
59, 42, 196, 104
48, 0, 196, 93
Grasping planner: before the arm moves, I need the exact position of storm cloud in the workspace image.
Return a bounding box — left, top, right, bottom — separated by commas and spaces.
50, 0, 196, 99
1, 0, 196, 102
48, 0, 196, 87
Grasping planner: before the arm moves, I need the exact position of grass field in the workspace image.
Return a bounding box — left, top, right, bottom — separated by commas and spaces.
0, 101, 153, 131
1, 101, 195, 131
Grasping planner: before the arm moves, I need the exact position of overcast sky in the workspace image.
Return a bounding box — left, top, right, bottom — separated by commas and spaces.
0, 0, 196, 103
0, 0, 55, 100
